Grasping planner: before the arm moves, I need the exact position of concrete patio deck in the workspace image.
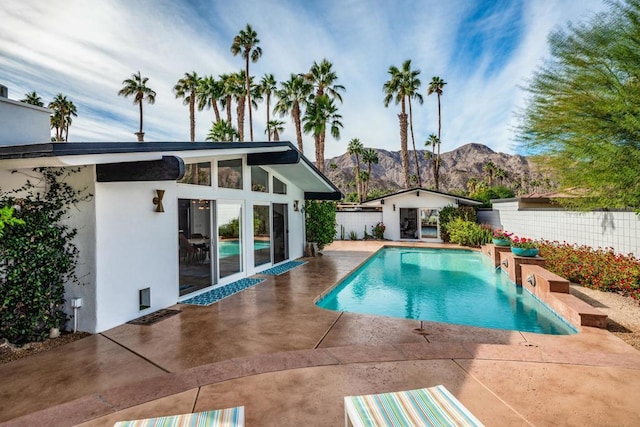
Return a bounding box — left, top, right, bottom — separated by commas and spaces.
2, 241, 640, 426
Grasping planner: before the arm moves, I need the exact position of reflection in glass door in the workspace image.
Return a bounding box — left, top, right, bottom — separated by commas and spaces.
218, 202, 242, 278
253, 205, 271, 266
272, 203, 288, 264
420, 209, 439, 240
399, 208, 418, 239
178, 199, 213, 296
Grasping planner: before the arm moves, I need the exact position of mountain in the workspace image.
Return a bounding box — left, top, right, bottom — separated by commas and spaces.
324, 143, 550, 196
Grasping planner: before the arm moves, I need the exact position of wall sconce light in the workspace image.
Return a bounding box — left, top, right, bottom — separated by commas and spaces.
293, 200, 300, 211
416, 191, 420, 197
380, 199, 384, 205
393, 204, 396, 211
153, 189, 165, 213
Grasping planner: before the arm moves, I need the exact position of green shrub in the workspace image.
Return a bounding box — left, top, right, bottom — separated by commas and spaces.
438, 205, 477, 242
305, 200, 337, 250
445, 218, 493, 247
0, 168, 87, 344
470, 186, 515, 208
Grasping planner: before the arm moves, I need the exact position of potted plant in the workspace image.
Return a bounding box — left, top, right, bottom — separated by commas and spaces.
492, 229, 512, 246
510, 236, 539, 257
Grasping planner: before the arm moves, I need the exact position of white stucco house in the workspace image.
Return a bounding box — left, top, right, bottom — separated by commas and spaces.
0, 90, 340, 333
361, 188, 482, 241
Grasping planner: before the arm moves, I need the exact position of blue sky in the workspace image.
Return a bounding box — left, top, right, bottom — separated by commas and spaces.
1, 0, 607, 159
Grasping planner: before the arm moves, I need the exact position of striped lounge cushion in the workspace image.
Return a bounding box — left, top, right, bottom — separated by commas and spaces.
113, 406, 244, 427
344, 386, 484, 426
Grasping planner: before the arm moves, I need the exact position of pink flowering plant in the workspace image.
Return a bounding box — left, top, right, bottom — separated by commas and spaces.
510, 236, 538, 249
492, 229, 512, 240
371, 222, 386, 240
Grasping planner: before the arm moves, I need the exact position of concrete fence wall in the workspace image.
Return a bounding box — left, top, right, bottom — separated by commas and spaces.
335, 211, 383, 240
478, 201, 640, 256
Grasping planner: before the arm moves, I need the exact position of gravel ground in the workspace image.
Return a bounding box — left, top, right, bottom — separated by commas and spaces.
1, 286, 639, 365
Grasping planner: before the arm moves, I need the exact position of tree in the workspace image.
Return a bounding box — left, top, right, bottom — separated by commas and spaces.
404, 62, 423, 186
275, 73, 312, 153
231, 24, 262, 142
305, 59, 345, 172
206, 120, 239, 142
197, 75, 223, 124
347, 138, 364, 202
174, 72, 201, 142
425, 134, 440, 187
384, 60, 414, 188
483, 161, 498, 186
427, 76, 447, 190
302, 94, 343, 172
21, 91, 44, 107
48, 94, 76, 142
258, 74, 278, 141
229, 71, 248, 141
362, 147, 379, 197
265, 119, 285, 141
118, 71, 156, 142
518, 0, 640, 211
219, 73, 234, 125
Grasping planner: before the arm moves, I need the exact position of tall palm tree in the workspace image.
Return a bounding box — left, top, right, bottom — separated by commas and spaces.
347, 138, 364, 202
362, 147, 379, 198
219, 73, 234, 125
404, 63, 423, 186
274, 74, 313, 153
427, 76, 447, 190
258, 73, 277, 141
48, 94, 76, 142
206, 120, 239, 142
173, 72, 201, 142
306, 59, 345, 171
21, 91, 44, 107
383, 61, 412, 188
231, 24, 262, 142
197, 75, 223, 123
426, 133, 440, 187
118, 71, 156, 142
483, 161, 498, 186
265, 119, 285, 141
303, 94, 343, 172
228, 71, 248, 141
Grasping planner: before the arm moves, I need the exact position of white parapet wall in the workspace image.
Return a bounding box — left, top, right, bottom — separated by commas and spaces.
478, 201, 640, 256
336, 211, 383, 240
0, 96, 51, 145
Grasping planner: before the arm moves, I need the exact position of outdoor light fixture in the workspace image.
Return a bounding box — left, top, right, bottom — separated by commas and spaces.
293, 200, 300, 211
393, 204, 396, 211
416, 191, 420, 197
380, 199, 385, 205
153, 189, 165, 213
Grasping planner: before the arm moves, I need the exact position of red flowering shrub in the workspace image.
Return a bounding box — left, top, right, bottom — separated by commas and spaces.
538, 240, 640, 301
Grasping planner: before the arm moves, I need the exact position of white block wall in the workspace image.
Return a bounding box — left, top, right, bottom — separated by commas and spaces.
478, 201, 640, 256
336, 211, 383, 240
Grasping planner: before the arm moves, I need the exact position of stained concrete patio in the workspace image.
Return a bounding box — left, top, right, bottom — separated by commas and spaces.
2, 241, 640, 426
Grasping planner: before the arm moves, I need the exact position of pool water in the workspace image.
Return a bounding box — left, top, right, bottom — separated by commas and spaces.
219, 240, 270, 257
316, 247, 576, 335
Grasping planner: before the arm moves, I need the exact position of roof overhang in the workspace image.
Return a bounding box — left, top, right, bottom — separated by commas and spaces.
0, 141, 342, 200
362, 187, 482, 206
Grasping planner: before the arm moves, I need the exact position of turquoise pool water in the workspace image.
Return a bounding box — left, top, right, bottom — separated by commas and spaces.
219, 240, 270, 257
316, 247, 576, 335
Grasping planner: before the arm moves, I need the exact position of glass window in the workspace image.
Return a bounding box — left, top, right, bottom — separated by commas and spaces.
218, 203, 242, 277
253, 205, 271, 266
218, 159, 243, 189
178, 162, 211, 186
273, 176, 287, 194
251, 167, 269, 192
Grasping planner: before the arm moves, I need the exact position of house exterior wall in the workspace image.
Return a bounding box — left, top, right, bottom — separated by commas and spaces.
478, 201, 640, 256
0, 97, 51, 145
335, 211, 383, 240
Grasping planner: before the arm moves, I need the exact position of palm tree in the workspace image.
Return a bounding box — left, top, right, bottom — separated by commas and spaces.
427, 76, 447, 190
21, 91, 44, 107
118, 71, 156, 142
495, 167, 508, 185
305, 59, 345, 171
404, 63, 423, 186
275, 73, 313, 153
48, 94, 76, 142
197, 75, 223, 124
258, 74, 278, 141
483, 161, 498, 186
362, 147, 379, 197
219, 73, 234, 125
347, 138, 364, 202
265, 119, 285, 141
174, 72, 201, 142
228, 71, 248, 141
231, 24, 262, 142
206, 120, 239, 142
383, 61, 412, 188
303, 94, 343, 172
426, 134, 440, 187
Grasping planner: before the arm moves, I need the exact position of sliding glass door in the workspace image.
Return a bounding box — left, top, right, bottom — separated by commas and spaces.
253, 205, 271, 267
272, 203, 288, 264
218, 202, 243, 278
178, 199, 213, 296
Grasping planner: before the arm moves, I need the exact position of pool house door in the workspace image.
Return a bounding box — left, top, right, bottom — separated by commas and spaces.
420, 208, 440, 240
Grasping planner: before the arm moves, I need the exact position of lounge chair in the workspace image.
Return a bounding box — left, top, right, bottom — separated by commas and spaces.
344, 385, 483, 426
113, 406, 244, 426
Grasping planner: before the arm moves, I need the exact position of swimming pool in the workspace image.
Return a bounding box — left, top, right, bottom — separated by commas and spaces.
316, 247, 576, 335
219, 240, 270, 257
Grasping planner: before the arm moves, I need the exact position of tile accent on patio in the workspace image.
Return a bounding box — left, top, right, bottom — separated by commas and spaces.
257, 260, 307, 275
179, 278, 265, 306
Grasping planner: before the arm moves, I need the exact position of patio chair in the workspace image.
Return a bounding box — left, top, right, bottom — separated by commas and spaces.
113, 406, 244, 426
344, 385, 483, 426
